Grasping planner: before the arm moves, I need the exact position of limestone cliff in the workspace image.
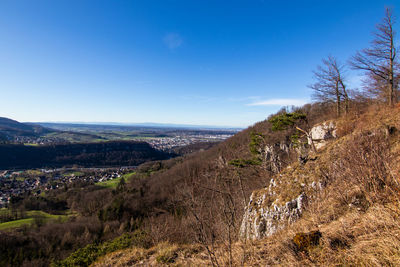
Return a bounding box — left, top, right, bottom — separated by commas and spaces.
240, 121, 337, 240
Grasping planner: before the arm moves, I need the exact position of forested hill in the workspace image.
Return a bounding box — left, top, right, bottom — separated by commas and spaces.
0, 117, 52, 139
0, 141, 172, 169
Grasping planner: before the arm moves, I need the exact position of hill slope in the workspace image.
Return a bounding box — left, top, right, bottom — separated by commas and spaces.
4, 103, 400, 266
92, 104, 400, 266
0, 117, 52, 140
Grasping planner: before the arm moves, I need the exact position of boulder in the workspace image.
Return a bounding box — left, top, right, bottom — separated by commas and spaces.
308, 121, 337, 149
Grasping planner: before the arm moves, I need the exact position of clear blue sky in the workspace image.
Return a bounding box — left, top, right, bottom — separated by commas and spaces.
0, 0, 398, 127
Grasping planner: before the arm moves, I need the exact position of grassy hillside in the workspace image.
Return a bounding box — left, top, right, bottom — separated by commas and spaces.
0, 210, 69, 231
95, 172, 136, 188
91, 104, 400, 266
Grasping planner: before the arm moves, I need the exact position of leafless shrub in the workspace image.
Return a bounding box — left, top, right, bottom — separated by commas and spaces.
330, 130, 399, 204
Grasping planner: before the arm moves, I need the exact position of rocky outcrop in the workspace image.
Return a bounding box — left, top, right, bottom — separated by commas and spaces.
263, 142, 290, 173
308, 121, 337, 149
239, 191, 307, 240
239, 120, 337, 240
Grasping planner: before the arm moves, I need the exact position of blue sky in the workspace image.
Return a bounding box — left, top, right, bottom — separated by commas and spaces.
0, 0, 398, 127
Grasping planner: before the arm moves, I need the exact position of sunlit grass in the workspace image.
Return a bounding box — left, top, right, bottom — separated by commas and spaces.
0, 210, 69, 231
23, 143, 39, 146
95, 172, 136, 188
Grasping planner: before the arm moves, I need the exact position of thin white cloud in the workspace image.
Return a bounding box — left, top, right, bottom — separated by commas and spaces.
163, 33, 183, 50
247, 98, 308, 106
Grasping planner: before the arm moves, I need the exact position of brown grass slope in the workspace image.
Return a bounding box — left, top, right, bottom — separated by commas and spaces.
132, 104, 329, 246
95, 104, 400, 266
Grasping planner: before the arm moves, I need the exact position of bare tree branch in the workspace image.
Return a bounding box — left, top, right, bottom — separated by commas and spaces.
350, 7, 398, 106
309, 56, 349, 116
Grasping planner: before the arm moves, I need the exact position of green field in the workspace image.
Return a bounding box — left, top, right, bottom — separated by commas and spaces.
0, 210, 69, 231
96, 172, 136, 188
43, 128, 167, 143
24, 143, 39, 147
44, 132, 106, 143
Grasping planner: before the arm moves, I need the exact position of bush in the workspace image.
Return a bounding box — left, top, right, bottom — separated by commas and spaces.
249, 132, 264, 155
228, 158, 261, 168
269, 112, 307, 131
54, 232, 141, 267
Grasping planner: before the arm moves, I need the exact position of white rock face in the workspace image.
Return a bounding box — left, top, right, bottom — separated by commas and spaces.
264, 142, 291, 173
239, 121, 337, 240
239, 192, 307, 240
309, 121, 337, 149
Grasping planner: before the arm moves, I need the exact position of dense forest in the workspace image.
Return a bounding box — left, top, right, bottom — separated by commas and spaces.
0, 141, 172, 169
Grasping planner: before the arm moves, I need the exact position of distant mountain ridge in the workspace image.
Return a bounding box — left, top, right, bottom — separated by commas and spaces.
36, 121, 242, 131
0, 117, 53, 140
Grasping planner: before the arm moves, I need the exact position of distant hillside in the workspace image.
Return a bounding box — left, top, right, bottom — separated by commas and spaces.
0, 117, 52, 139
0, 117, 108, 144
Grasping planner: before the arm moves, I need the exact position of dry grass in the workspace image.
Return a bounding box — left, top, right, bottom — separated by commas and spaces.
93, 105, 400, 266
92, 242, 207, 266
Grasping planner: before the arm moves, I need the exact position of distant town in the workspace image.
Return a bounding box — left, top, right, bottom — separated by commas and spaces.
1, 118, 238, 150
0, 167, 134, 208
0, 118, 238, 208
135, 133, 233, 151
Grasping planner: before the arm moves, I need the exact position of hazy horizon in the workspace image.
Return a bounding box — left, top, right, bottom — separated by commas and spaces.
33, 120, 243, 129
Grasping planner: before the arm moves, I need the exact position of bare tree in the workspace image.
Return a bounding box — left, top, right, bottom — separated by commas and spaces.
362, 69, 400, 102
309, 56, 349, 116
350, 7, 398, 106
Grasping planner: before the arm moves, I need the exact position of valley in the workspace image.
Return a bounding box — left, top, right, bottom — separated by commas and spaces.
1, 2, 400, 266
1, 118, 237, 151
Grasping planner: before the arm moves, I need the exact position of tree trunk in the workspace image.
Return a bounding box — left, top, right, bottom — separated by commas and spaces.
340, 79, 349, 115
390, 55, 395, 106
335, 81, 341, 117
389, 10, 396, 106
